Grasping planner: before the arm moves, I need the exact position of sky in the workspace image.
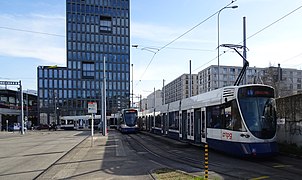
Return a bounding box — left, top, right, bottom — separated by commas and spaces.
0, 0, 302, 99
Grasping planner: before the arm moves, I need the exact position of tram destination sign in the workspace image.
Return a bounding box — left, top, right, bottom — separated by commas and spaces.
0, 81, 19, 85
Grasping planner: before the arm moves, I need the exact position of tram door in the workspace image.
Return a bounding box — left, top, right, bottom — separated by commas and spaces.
179, 111, 182, 138
187, 109, 194, 140
201, 107, 207, 143
163, 113, 168, 135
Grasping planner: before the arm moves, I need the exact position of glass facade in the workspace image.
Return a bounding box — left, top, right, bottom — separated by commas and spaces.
37, 0, 130, 125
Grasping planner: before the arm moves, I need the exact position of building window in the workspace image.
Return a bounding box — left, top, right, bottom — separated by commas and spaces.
82, 62, 95, 79
100, 16, 112, 33
230, 68, 235, 74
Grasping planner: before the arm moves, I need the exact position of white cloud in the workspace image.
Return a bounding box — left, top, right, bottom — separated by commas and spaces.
0, 13, 66, 65
131, 22, 215, 47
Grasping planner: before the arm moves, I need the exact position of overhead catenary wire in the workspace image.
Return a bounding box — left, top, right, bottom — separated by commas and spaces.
193, 4, 302, 73
158, 0, 237, 52
136, 0, 237, 85
246, 5, 302, 41
0, 26, 65, 37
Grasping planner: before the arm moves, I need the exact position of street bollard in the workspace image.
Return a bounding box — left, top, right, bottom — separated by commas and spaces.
204, 144, 209, 180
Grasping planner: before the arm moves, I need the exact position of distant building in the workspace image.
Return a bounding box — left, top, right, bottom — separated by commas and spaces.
262, 64, 302, 97
140, 64, 301, 110
198, 64, 302, 97
147, 90, 162, 109
163, 74, 198, 104
198, 65, 261, 94
139, 98, 148, 112
37, 0, 130, 124
0, 89, 38, 130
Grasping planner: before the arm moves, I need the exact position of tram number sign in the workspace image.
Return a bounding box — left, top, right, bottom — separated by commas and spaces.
88, 102, 97, 114
222, 131, 233, 140
0, 81, 19, 85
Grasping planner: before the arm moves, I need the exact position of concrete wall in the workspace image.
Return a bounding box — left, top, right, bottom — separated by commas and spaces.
276, 94, 302, 147
277, 120, 302, 147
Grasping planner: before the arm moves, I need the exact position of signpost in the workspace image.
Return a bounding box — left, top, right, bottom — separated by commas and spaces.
88, 102, 97, 146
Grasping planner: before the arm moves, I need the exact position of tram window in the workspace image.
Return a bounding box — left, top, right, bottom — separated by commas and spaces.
155, 115, 161, 128
223, 100, 244, 131
207, 106, 221, 128
207, 100, 245, 131
169, 111, 179, 130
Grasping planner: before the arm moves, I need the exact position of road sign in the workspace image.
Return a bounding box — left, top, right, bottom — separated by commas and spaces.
0, 81, 19, 85
88, 102, 97, 114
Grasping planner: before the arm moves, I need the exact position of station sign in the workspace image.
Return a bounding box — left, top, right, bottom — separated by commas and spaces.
0, 81, 19, 85
88, 102, 97, 114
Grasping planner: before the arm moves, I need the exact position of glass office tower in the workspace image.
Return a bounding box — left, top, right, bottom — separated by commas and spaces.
37, 0, 130, 124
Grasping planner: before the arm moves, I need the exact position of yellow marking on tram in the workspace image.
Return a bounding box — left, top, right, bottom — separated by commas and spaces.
249, 176, 270, 180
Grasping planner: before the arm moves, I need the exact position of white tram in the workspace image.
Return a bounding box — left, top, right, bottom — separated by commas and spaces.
60, 115, 102, 130
139, 84, 278, 157
117, 108, 139, 133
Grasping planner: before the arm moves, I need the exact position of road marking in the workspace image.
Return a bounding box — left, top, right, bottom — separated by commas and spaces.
273, 164, 291, 168
115, 139, 126, 156
249, 176, 270, 180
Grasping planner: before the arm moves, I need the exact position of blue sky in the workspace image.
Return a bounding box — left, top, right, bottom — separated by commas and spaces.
0, 0, 302, 98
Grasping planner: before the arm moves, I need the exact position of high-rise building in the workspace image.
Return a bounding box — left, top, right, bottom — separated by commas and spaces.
37, 0, 130, 124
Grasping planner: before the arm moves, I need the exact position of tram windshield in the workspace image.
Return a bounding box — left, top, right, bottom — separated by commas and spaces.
238, 86, 277, 139
124, 110, 137, 126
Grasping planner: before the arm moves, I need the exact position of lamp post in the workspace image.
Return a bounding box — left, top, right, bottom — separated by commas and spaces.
131, 44, 160, 107
131, 63, 134, 108
217, 5, 238, 88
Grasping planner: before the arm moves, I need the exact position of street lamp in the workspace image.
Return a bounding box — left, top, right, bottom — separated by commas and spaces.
131, 44, 160, 106
217, 5, 238, 88
132, 44, 159, 54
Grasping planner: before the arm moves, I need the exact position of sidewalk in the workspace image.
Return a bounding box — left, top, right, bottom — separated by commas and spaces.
37, 131, 157, 180
33, 130, 222, 179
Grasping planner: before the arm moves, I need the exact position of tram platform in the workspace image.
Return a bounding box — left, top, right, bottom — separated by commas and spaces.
38, 130, 220, 180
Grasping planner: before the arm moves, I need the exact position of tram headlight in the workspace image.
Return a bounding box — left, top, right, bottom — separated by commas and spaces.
252, 148, 257, 155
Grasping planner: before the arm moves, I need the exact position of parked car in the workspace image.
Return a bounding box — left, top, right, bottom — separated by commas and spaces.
8, 124, 27, 132
35, 124, 49, 130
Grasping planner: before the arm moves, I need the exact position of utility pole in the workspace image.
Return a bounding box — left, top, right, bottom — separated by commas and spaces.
189, 60, 192, 97
243, 17, 247, 85
163, 79, 165, 105
131, 64, 134, 108
139, 94, 142, 112
26, 90, 29, 126
19, 80, 24, 135
153, 87, 156, 129
102, 56, 107, 136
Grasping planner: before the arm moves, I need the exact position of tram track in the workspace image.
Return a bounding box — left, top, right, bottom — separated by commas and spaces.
125, 132, 302, 179
125, 133, 242, 179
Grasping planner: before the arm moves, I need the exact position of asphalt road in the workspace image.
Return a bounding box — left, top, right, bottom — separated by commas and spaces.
0, 130, 88, 180
2, 130, 301, 180
0, 130, 161, 180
